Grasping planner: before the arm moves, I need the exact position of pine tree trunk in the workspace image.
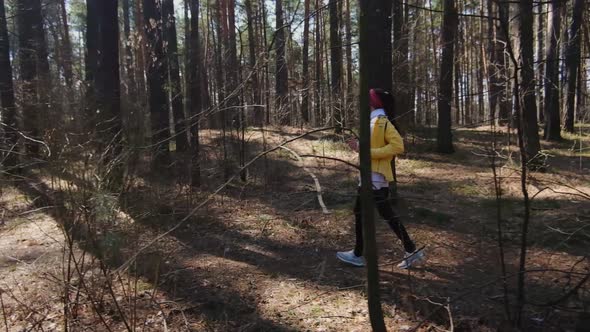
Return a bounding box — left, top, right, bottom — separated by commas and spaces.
536, 3, 545, 123
245, 0, 262, 126
314, 0, 322, 125
95, 0, 121, 153
0, 0, 17, 168
58, 0, 73, 86
188, 0, 201, 186
543, 0, 563, 141
393, 0, 410, 134
518, 0, 541, 160
344, 0, 353, 124
358, 2, 387, 329
17, 0, 48, 155
365, 0, 392, 92
329, 0, 342, 133
301, 0, 311, 124
275, 0, 289, 125
437, 0, 458, 154
162, 0, 188, 151
564, 0, 585, 133
144, 0, 171, 167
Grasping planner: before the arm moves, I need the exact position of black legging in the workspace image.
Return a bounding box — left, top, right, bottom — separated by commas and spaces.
353, 187, 416, 256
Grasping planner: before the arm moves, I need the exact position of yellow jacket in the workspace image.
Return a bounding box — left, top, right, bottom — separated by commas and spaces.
370, 116, 404, 182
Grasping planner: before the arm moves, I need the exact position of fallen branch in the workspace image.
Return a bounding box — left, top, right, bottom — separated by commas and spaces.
280, 146, 330, 214
114, 127, 353, 274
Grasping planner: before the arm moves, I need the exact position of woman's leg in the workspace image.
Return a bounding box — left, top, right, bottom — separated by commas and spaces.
353, 193, 363, 256
373, 188, 416, 253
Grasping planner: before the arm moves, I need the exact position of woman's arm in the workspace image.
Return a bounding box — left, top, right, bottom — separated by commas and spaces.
370, 120, 404, 159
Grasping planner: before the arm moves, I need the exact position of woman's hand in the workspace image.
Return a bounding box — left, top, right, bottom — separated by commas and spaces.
347, 138, 359, 152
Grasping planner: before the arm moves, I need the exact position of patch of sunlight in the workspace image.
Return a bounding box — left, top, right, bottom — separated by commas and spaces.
310, 139, 349, 155
450, 183, 487, 197
544, 148, 590, 158
562, 130, 590, 142
398, 158, 433, 171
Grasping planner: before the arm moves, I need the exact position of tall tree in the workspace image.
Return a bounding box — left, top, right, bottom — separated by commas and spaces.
393, 0, 410, 134
162, 0, 188, 151
17, 0, 49, 155
437, 0, 458, 153
94, 0, 121, 152
543, 0, 563, 141
245, 0, 262, 125
58, 0, 74, 86
329, 0, 342, 132
188, 0, 201, 186
0, 0, 17, 168
518, 0, 541, 160
365, 0, 392, 92
144, 0, 171, 167
564, 0, 585, 133
275, 0, 289, 124
300, 0, 311, 124
359, 1, 388, 330
314, 0, 322, 124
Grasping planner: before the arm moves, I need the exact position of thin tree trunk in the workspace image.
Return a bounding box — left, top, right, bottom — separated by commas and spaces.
144, 0, 171, 167
518, 0, 541, 161
543, 0, 563, 141
275, 0, 289, 124
329, 0, 342, 133
162, 0, 188, 151
437, 0, 458, 154
393, 0, 410, 134
344, 0, 353, 125
188, 0, 201, 186
301, 0, 311, 124
59, 0, 73, 86
536, 3, 545, 123
245, 0, 262, 126
314, 0, 322, 126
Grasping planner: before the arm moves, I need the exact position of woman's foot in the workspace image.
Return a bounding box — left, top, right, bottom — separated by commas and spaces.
336, 250, 365, 267
397, 248, 425, 269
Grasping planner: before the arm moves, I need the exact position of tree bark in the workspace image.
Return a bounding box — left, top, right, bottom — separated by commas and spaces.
393, 0, 410, 134
314, 0, 322, 125
365, 0, 392, 92
0, 0, 17, 168
358, 1, 387, 330
95, 0, 121, 153
17, 0, 48, 155
162, 0, 188, 151
275, 0, 289, 125
245, 0, 262, 126
564, 0, 585, 133
301, 0, 311, 124
58, 0, 73, 86
144, 0, 171, 167
329, 0, 342, 132
518, 0, 541, 161
188, 0, 201, 186
437, 0, 458, 154
543, 0, 563, 141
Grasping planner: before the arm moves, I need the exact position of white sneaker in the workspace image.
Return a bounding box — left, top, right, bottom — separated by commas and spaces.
336, 250, 365, 267
397, 249, 425, 269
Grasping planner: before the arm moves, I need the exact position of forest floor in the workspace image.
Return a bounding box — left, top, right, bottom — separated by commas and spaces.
1, 125, 589, 331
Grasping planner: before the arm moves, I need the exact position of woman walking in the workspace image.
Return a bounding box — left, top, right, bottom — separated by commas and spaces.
337, 88, 424, 269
